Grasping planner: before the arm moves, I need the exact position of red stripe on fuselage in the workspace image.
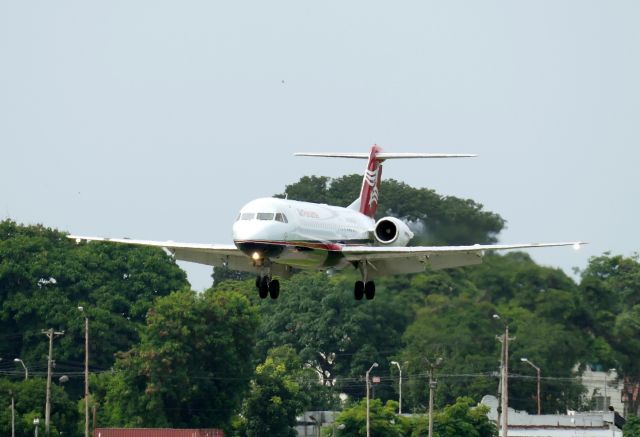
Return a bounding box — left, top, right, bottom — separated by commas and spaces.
234, 240, 367, 252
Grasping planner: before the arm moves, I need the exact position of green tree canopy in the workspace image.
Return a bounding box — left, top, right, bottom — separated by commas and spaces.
0, 220, 188, 401
419, 397, 497, 437
93, 288, 259, 429
332, 398, 409, 437
0, 378, 78, 436
240, 272, 414, 400
624, 415, 640, 437
400, 255, 588, 414
239, 346, 311, 437
578, 253, 640, 413
278, 174, 505, 244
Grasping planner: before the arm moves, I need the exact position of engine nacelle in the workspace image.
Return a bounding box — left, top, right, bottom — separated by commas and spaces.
373, 217, 414, 246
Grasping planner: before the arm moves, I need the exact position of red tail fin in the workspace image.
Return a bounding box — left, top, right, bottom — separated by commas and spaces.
358, 145, 383, 218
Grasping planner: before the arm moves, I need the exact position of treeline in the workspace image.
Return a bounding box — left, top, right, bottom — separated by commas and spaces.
0, 174, 638, 436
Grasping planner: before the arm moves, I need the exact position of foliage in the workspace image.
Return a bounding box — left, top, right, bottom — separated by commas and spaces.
400, 254, 588, 413
624, 415, 640, 437
248, 272, 415, 400
578, 253, 640, 413
0, 219, 188, 401
278, 174, 505, 244
94, 288, 259, 429
212, 264, 251, 287
409, 397, 497, 437
238, 346, 310, 437
0, 378, 78, 436
1, 172, 639, 431
330, 397, 495, 437
331, 398, 409, 436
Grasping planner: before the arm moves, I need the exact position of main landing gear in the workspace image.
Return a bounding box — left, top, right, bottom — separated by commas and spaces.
354, 261, 375, 300
354, 280, 375, 300
256, 275, 280, 299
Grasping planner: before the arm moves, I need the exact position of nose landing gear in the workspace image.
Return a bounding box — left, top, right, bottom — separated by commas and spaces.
256, 275, 280, 299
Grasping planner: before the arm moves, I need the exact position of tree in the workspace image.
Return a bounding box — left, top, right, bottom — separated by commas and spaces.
247, 272, 414, 401
624, 415, 640, 437
239, 346, 310, 437
578, 253, 640, 414
409, 397, 497, 437
0, 220, 189, 401
331, 398, 409, 436
401, 293, 500, 411
0, 378, 78, 436
94, 288, 259, 429
400, 264, 588, 414
278, 174, 505, 245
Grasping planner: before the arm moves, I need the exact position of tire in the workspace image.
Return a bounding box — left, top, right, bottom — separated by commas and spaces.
269, 279, 280, 299
259, 276, 269, 299
354, 281, 364, 300
365, 281, 375, 300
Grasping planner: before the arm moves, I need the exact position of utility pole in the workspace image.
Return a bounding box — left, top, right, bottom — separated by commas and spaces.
79, 306, 90, 437
494, 315, 515, 437
426, 357, 443, 437
11, 392, 15, 437
85, 314, 90, 437
42, 328, 64, 436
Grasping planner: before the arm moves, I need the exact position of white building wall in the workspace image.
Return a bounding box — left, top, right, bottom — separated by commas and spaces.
580, 367, 624, 415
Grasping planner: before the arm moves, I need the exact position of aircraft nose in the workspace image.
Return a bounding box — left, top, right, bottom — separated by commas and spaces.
233, 220, 285, 259
232, 220, 270, 242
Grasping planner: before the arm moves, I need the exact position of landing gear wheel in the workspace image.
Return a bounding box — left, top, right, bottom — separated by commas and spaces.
269, 279, 280, 299
258, 276, 269, 299
365, 281, 376, 300
354, 281, 364, 300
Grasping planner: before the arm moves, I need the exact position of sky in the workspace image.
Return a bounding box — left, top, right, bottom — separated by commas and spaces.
1, 1, 638, 291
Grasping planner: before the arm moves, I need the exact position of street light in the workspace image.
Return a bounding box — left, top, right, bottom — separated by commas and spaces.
521, 358, 541, 415
33, 417, 40, 437
78, 306, 90, 437
366, 362, 378, 437
390, 361, 403, 414
14, 358, 28, 380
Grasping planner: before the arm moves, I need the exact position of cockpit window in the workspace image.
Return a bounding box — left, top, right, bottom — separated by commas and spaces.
257, 213, 275, 221
240, 212, 255, 220
275, 213, 288, 223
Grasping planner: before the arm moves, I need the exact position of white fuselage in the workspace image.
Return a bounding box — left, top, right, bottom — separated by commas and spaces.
232, 197, 374, 269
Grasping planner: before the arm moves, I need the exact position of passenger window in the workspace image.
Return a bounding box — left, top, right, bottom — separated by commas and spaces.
275, 213, 288, 223
240, 213, 255, 220
257, 213, 275, 221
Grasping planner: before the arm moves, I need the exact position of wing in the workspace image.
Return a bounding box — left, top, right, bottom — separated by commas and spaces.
341, 242, 585, 276
68, 235, 255, 272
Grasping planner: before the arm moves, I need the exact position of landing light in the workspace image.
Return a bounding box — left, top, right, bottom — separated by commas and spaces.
573, 242, 582, 251
252, 252, 261, 261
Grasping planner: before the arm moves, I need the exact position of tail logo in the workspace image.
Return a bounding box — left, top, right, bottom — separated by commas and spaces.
365, 167, 379, 187
365, 166, 380, 208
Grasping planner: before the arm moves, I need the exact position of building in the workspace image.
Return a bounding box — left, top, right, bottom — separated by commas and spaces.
580, 366, 624, 414
482, 395, 623, 437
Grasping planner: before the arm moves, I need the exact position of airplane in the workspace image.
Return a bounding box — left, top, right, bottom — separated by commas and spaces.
69, 145, 584, 300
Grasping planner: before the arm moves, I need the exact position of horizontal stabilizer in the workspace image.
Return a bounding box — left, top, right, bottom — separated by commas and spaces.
294, 152, 477, 159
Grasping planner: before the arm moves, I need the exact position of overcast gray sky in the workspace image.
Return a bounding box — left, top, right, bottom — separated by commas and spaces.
1, 1, 638, 290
